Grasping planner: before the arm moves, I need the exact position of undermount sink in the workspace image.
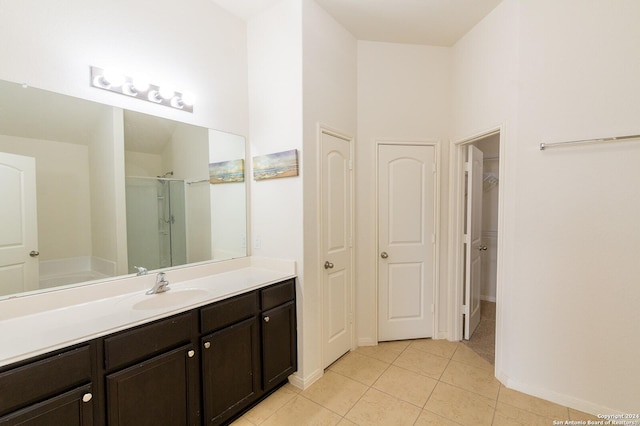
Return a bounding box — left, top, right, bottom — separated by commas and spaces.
129, 288, 212, 311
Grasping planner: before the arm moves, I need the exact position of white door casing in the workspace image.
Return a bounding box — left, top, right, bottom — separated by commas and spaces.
0, 152, 39, 295
320, 128, 353, 368
464, 145, 483, 340
378, 144, 436, 341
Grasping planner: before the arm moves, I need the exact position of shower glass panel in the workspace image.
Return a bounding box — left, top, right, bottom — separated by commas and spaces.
125, 177, 187, 273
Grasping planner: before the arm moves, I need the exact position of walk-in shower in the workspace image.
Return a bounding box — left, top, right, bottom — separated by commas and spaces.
125, 176, 187, 273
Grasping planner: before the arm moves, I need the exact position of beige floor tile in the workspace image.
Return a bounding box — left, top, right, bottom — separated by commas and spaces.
337, 418, 359, 426
568, 408, 600, 421
493, 401, 557, 426
328, 351, 389, 386
451, 344, 494, 371
242, 385, 298, 425
439, 360, 500, 400
424, 382, 495, 426
372, 365, 437, 407
392, 347, 450, 379
230, 416, 256, 426
301, 370, 368, 416
414, 409, 463, 426
260, 395, 341, 426
355, 341, 407, 363
409, 339, 460, 359
281, 382, 302, 394
498, 385, 569, 419
345, 388, 421, 426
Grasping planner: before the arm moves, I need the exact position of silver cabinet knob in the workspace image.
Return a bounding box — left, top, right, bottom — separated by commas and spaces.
82, 393, 92, 403
264, 316, 270, 323
380, 252, 389, 259
324, 261, 334, 269
187, 350, 195, 358
29, 250, 39, 257
478, 246, 488, 251
204, 342, 211, 349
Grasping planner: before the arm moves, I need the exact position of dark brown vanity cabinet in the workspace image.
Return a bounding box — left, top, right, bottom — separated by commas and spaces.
200, 292, 260, 425
0, 278, 296, 426
102, 312, 200, 426
0, 345, 95, 425
260, 280, 297, 393
199, 279, 297, 425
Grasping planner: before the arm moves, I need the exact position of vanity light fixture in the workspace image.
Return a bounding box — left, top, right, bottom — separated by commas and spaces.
90, 66, 193, 113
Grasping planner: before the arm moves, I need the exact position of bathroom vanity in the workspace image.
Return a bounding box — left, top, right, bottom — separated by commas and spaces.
0, 258, 297, 425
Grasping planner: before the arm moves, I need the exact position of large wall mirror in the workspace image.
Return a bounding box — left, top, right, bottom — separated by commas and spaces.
0, 79, 247, 299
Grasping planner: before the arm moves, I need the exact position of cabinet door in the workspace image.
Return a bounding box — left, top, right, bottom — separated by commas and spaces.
261, 301, 297, 392
0, 384, 93, 426
201, 317, 260, 425
105, 345, 199, 426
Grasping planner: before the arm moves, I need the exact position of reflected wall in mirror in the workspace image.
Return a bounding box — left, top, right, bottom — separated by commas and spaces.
0, 80, 247, 299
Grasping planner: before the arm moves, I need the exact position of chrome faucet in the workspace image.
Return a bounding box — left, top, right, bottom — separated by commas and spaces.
146, 272, 170, 295
134, 266, 148, 276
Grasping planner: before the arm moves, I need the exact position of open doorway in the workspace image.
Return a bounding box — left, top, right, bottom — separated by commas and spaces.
451, 128, 502, 366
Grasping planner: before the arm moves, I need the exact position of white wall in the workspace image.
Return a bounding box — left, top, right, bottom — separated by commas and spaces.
247, 0, 306, 377
302, 0, 357, 382
453, 0, 640, 414
124, 151, 163, 177
356, 41, 451, 342
0, 0, 249, 136
247, 0, 357, 386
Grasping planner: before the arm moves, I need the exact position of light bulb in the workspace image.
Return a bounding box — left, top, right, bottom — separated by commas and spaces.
147, 90, 162, 103
170, 96, 184, 109
122, 82, 138, 96
181, 91, 195, 106
102, 69, 125, 87
158, 86, 175, 100
132, 77, 150, 92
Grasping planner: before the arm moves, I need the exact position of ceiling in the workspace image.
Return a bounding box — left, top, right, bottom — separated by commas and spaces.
211, 0, 503, 46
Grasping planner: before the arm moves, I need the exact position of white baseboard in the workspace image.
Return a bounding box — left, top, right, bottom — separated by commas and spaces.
357, 337, 377, 347
437, 331, 450, 340
497, 369, 623, 417
288, 368, 323, 390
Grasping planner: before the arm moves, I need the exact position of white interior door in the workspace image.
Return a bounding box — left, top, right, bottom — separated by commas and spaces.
378, 144, 435, 341
0, 152, 39, 295
321, 129, 353, 367
464, 145, 484, 339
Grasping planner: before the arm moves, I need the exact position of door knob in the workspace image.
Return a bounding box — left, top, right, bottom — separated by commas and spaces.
264, 316, 270, 323
324, 261, 334, 269
477, 246, 488, 251
29, 250, 39, 257
380, 252, 389, 259
187, 350, 195, 358
82, 393, 92, 403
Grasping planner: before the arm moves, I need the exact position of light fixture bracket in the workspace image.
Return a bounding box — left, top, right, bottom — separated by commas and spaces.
90, 66, 193, 113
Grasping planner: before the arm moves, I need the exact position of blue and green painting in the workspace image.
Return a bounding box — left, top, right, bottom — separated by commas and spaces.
209, 159, 245, 184
252, 149, 299, 181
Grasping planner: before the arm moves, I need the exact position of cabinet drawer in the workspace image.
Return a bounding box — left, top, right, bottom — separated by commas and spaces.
103, 313, 193, 371
200, 292, 258, 334
0, 346, 92, 416
260, 279, 295, 311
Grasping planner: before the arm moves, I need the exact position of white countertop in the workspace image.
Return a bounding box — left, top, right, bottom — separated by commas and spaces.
0, 257, 296, 368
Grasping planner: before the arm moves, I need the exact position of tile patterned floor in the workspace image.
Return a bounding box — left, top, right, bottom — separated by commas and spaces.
232, 339, 600, 426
